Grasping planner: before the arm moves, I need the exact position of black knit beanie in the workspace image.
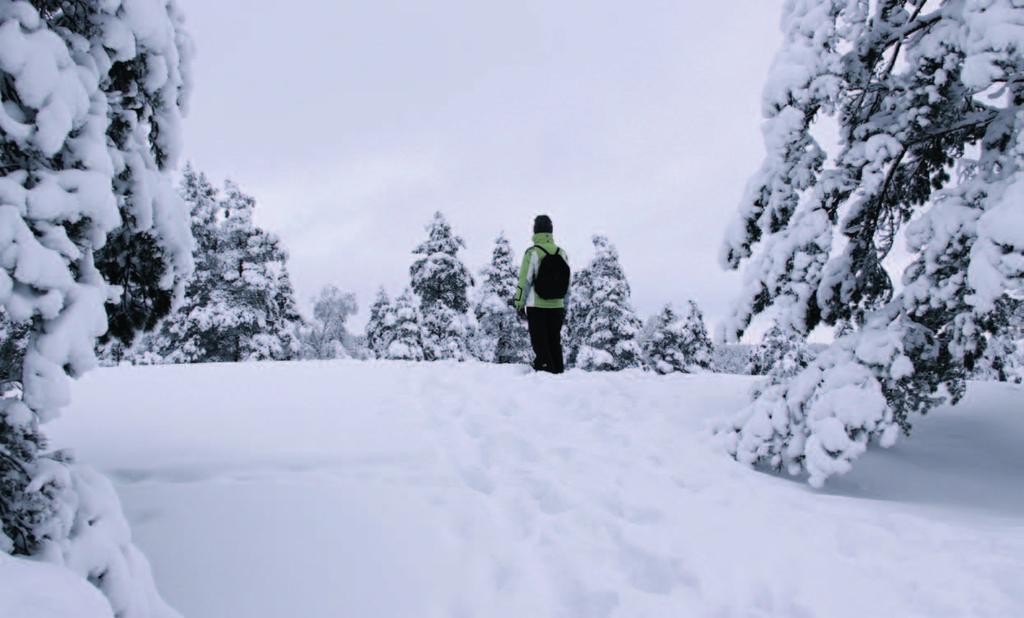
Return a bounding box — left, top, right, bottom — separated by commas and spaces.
534, 215, 553, 234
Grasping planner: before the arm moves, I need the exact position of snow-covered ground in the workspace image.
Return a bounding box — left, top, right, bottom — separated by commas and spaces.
0, 554, 114, 618
50, 361, 1024, 617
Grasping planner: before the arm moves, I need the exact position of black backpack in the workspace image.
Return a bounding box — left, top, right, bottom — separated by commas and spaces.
532, 245, 571, 300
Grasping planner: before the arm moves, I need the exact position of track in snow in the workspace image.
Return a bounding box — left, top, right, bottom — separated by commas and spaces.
51, 361, 1024, 618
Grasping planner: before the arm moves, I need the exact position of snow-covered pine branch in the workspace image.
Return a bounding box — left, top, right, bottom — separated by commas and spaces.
0, 0, 194, 614
718, 0, 1024, 486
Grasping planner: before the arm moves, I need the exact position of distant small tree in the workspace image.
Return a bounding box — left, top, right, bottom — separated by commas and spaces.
577, 236, 644, 371
644, 301, 715, 374
386, 289, 426, 361
747, 323, 814, 380
473, 234, 530, 363
681, 300, 716, 371
300, 286, 358, 360
713, 344, 755, 375
365, 288, 396, 359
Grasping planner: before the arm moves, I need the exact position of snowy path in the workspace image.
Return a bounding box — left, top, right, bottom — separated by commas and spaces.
52, 361, 1024, 617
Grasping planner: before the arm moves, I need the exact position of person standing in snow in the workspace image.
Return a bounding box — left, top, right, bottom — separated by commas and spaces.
514, 215, 571, 373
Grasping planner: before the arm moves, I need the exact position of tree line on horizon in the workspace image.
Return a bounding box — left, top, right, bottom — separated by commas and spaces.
74, 166, 728, 374
31, 162, 1011, 384
6, 161, 1019, 387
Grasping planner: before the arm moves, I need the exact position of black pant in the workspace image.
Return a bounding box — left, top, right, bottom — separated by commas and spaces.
526, 307, 565, 374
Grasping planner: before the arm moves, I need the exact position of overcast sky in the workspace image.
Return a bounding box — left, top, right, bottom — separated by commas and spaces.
176, 0, 784, 333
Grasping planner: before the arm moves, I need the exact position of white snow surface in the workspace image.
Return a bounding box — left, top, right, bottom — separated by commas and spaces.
0, 553, 113, 618
50, 361, 1024, 617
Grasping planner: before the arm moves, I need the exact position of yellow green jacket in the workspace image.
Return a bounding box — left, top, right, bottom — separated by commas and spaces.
514, 233, 568, 310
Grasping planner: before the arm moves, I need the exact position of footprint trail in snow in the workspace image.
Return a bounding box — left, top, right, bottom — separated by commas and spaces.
51, 360, 1024, 618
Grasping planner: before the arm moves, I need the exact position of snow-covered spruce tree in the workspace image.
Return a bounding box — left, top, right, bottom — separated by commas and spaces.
681, 300, 716, 370
644, 301, 715, 374
365, 287, 395, 359
410, 212, 474, 361
718, 1, 1024, 486
565, 265, 595, 368
642, 306, 682, 374
747, 323, 814, 379
149, 178, 302, 363
139, 164, 225, 363
218, 182, 301, 361
385, 289, 426, 361
299, 285, 358, 360
0, 1, 193, 615
473, 233, 529, 363
577, 236, 644, 371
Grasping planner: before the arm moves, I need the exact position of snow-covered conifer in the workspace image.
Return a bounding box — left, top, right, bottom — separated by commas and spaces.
973, 298, 1024, 384
642, 306, 681, 374
147, 177, 302, 363
473, 234, 529, 363
577, 236, 643, 371
141, 165, 226, 362
681, 300, 715, 371
718, 1, 1024, 486
565, 266, 595, 368
410, 212, 474, 360
0, 1, 193, 613
386, 289, 426, 361
747, 323, 814, 379
644, 301, 715, 374
365, 288, 395, 359
218, 182, 302, 361
300, 286, 358, 360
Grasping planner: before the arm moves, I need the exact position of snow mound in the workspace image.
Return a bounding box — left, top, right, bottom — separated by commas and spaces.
50, 361, 1024, 617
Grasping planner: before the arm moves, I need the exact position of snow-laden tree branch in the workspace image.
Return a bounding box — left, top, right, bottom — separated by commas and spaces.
0, 1, 193, 615
718, 0, 1024, 486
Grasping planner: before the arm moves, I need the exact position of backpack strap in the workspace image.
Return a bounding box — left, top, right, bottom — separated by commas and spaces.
532, 245, 551, 256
